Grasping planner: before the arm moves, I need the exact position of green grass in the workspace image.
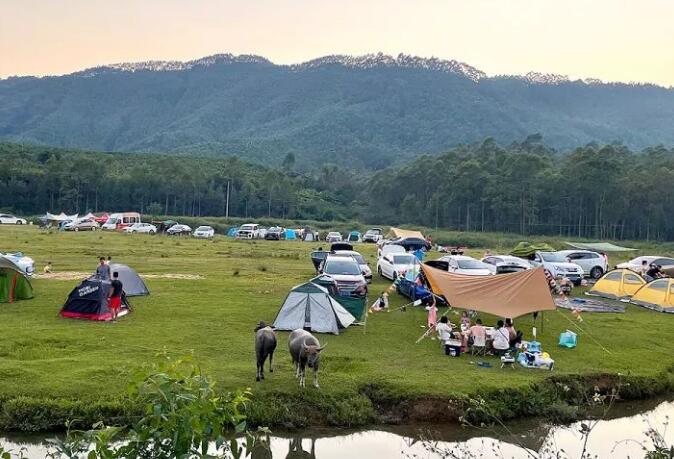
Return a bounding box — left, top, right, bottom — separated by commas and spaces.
0, 225, 673, 429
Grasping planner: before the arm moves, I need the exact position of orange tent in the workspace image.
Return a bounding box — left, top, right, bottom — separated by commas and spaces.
421, 265, 555, 318
386, 227, 424, 239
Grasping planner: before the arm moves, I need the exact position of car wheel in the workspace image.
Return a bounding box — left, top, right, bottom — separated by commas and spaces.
377, 266, 383, 278
74, 227, 79, 232
392, 271, 398, 280
590, 266, 604, 279
149, 230, 155, 235
16, 221, 22, 225
91, 226, 96, 231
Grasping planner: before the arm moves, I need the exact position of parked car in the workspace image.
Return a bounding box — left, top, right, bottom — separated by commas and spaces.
432, 255, 493, 276
1, 252, 34, 277
334, 250, 372, 282
236, 223, 261, 239
378, 243, 406, 259
525, 251, 584, 285
481, 255, 531, 274
319, 255, 367, 295
616, 256, 674, 274
265, 226, 286, 241
325, 232, 343, 243
193, 225, 215, 239
557, 250, 608, 279
101, 212, 141, 230
64, 218, 99, 232
377, 252, 420, 280
362, 227, 384, 243
166, 224, 192, 236
124, 222, 158, 234
0, 214, 27, 225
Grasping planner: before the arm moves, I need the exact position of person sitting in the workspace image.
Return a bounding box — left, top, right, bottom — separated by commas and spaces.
435, 316, 453, 355
43, 261, 52, 274
558, 276, 573, 296
492, 319, 510, 356
505, 318, 523, 348
460, 311, 471, 331
647, 264, 663, 280
468, 318, 487, 353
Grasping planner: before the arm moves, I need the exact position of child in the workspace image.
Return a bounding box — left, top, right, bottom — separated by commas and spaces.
460, 311, 471, 331
43, 261, 52, 274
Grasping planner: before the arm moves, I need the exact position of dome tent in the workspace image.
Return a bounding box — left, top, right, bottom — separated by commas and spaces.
273, 282, 355, 334
587, 269, 646, 300
630, 278, 674, 313
0, 255, 33, 303
60, 278, 130, 321
108, 263, 149, 297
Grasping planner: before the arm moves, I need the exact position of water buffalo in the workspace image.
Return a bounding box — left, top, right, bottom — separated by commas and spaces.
255, 321, 277, 382
288, 329, 326, 388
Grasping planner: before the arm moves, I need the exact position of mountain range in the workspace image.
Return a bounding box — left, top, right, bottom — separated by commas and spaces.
1, 52, 673, 168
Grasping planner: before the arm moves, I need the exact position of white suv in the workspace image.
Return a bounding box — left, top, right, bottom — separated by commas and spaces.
527, 251, 585, 285
236, 224, 260, 239
320, 255, 367, 295
558, 250, 607, 279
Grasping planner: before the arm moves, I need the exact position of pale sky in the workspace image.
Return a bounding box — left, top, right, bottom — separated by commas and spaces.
2, 0, 673, 86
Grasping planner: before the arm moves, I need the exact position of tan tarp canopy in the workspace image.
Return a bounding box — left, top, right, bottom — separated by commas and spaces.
387, 227, 424, 239
421, 265, 555, 318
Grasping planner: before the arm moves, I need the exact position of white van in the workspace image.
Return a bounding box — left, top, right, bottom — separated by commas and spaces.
101, 212, 141, 230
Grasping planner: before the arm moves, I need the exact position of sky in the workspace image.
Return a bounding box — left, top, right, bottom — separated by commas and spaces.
1, 0, 674, 86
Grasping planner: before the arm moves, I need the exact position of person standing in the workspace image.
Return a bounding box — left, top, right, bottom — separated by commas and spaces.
108, 271, 123, 322
96, 257, 111, 280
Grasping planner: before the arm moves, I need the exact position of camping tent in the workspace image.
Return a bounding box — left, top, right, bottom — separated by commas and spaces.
310, 274, 367, 320
0, 256, 33, 303
510, 242, 556, 258
386, 227, 424, 240
285, 229, 297, 240
587, 269, 646, 300
60, 278, 129, 321
629, 278, 674, 313
108, 263, 149, 296
272, 282, 356, 334
421, 265, 555, 318
564, 242, 638, 252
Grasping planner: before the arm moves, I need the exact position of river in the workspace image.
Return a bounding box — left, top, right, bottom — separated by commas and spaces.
1, 399, 672, 458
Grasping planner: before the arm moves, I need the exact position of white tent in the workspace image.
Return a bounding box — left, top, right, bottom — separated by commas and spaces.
272, 282, 355, 334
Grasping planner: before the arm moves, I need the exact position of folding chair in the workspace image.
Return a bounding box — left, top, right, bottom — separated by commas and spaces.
471, 334, 487, 356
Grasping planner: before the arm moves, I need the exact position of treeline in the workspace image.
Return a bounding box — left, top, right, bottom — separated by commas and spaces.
365, 135, 674, 241
1, 138, 674, 241
0, 143, 361, 222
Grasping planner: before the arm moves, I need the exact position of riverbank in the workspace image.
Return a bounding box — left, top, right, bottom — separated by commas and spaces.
0, 226, 673, 431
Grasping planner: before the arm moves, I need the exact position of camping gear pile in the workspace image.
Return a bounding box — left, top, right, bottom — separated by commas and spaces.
0, 255, 33, 303
517, 340, 554, 370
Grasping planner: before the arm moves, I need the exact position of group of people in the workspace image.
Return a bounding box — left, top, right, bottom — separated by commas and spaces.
640, 260, 666, 282
95, 256, 124, 321
430, 300, 521, 357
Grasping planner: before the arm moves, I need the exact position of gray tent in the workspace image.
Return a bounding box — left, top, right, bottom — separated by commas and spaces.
107, 263, 149, 297
272, 282, 356, 334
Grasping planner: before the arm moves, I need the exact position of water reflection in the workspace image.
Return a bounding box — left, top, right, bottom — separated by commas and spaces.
1, 400, 672, 458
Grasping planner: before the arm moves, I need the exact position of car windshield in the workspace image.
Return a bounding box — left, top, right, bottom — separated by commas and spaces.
269, 227, 281, 232
196, 226, 210, 231
328, 232, 340, 237
324, 259, 361, 275
457, 259, 485, 269
540, 252, 568, 262
393, 255, 416, 265
351, 254, 366, 264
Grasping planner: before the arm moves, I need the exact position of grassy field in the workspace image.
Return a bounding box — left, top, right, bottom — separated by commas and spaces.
0, 225, 673, 429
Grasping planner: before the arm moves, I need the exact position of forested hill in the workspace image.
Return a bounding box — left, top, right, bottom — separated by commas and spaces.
1, 53, 674, 168
2, 140, 674, 241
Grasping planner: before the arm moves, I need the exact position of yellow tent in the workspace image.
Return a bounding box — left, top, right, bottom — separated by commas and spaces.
387, 227, 424, 239
630, 278, 674, 313
587, 269, 646, 300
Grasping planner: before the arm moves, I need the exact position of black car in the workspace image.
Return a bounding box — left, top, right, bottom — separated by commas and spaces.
265, 227, 286, 241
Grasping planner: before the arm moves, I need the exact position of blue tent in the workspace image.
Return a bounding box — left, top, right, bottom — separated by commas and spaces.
226, 227, 239, 237
285, 229, 297, 240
